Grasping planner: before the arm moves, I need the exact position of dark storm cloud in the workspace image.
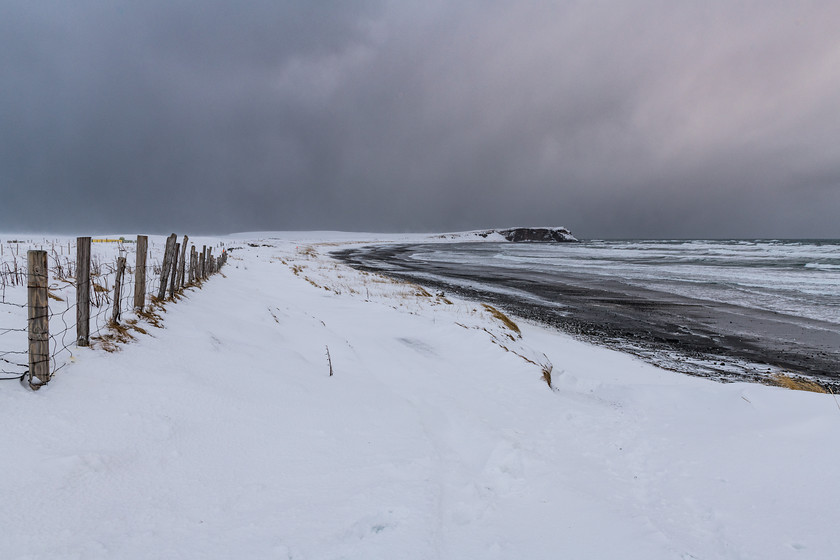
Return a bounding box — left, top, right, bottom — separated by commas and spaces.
2, 0, 839, 237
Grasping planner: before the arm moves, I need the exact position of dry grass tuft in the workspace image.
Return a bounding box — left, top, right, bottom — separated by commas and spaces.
92, 322, 136, 352
47, 290, 64, 302
326, 345, 333, 376
108, 321, 135, 341
369, 274, 398, 285
95, 338, 119, 353
124, 318, 148, 336
482, 304, 521, 336
541, 363, 554, 389
304, 276, 328, 290
772, 373, 827, 393
137, 307, 165, 328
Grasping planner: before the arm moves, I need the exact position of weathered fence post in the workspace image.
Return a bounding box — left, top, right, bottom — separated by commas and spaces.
28, 250, 50, 388
134, 235, 147, 311
188, 246, 196, 284
111, 256, 126, 324
76, 236, 91, 347
176, 235, 188, 290
199, 246, 206, 280
168, 242, 179, 298
157, 234, 177, 300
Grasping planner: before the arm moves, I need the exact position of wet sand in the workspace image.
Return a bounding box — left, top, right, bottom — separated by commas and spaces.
334, 244, 840, 388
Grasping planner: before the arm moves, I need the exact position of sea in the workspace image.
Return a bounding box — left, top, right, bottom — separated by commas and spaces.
405, 239, 840, 326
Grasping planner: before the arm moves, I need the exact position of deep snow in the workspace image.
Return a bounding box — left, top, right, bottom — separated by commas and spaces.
1, 233, 839, 559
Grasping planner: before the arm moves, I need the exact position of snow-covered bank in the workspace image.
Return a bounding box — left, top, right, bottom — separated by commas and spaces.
1, 233, 839, 559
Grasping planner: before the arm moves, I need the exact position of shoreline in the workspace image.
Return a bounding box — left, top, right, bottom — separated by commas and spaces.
334, 243, 840, 390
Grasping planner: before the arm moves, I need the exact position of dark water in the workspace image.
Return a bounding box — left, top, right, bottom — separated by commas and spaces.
334, 240, 840, 388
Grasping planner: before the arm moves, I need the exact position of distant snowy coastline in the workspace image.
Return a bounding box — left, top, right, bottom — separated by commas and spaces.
436, 226, 578, 243
226, 227, 579, 246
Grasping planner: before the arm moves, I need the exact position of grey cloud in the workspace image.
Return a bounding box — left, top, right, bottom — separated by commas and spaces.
1, 0, 838, 237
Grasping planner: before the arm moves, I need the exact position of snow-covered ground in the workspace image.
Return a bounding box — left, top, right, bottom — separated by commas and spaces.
1, 232, 839, 559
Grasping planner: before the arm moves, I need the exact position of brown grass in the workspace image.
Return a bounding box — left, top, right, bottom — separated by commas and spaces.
92, 322, 136, 352
772, 373, 827, 394
482, 304, 521, 336
541, 363, 554, 389
137, 307, 165, 328
92, 314, 159, 352
302, 275, 328, 290
124, 318, 148, 336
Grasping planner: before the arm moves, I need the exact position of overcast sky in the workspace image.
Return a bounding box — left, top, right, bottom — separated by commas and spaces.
2, 1, 839, 238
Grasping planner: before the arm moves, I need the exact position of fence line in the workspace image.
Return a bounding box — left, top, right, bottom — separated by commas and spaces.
0, 234, 228, 389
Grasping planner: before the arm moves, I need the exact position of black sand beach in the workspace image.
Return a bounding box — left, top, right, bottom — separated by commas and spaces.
335, 244, 840, 389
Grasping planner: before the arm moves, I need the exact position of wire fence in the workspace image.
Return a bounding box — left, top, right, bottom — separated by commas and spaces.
1, 241, 39, 379
0, 236, 226, 386
0, 297, 28, 378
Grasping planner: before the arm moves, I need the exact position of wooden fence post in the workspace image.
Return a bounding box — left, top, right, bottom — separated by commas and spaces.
76, 236, 91, 347
176, 235, 188, 290
111, 256, 126, 325
134, 235, 147, 311
188, 246, 196, 284
28, 250, 50, 388
168, 243, 180, 298
157, 234, 176, 300
199, 246, 206, 280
